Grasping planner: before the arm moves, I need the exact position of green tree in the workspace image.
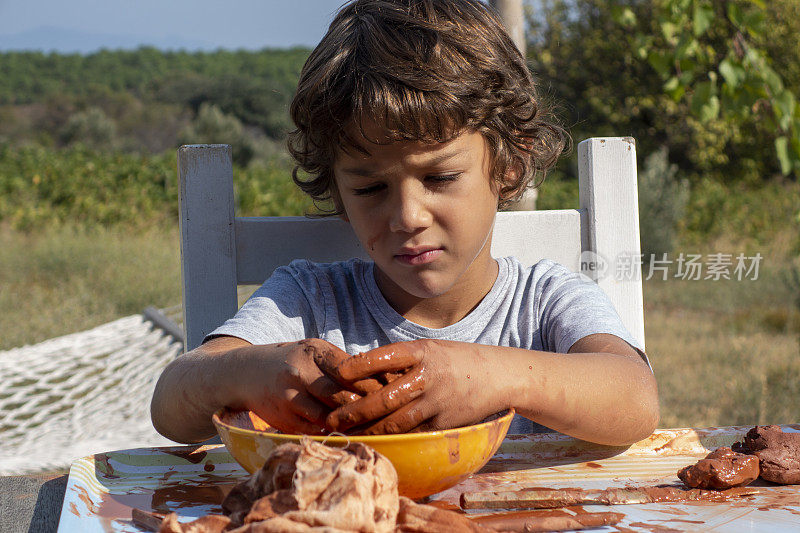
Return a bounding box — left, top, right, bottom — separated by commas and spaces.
613, 0, 800, 176
527, 0, 799, 183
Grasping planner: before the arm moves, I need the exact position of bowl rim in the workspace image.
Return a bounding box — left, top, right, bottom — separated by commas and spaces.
213, 407, 515, 443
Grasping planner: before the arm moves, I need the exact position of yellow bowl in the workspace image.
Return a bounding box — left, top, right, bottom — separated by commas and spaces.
213, 408, 514, 499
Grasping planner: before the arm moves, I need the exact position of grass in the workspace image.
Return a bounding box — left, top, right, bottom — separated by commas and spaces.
2, 223, 798, 429
645, 230, 800, 428
0, 224, 181, 350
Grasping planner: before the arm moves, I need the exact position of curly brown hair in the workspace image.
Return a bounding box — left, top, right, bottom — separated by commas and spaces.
288, 0, 567, 213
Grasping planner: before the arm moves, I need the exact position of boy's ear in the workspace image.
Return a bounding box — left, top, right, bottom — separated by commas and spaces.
330, 186, 349, 222
497, 163, 523, 202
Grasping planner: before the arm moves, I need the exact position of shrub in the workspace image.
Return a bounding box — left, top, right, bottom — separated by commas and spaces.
638, 147, 689, 259
178, 103, 255, 167
59, 107, 117, 148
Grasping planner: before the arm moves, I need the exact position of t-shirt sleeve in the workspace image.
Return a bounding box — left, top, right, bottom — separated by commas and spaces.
204, 261, 322, 345
534, 261, 644, 356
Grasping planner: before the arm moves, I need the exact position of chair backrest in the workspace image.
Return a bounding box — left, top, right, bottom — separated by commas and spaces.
178, 137, 644, 352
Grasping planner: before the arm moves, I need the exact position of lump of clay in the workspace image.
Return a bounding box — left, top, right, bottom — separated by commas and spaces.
677, 447, 760, 489
733, 425, 800, 485
158, 513, 231, 533
222, 438, 399, 533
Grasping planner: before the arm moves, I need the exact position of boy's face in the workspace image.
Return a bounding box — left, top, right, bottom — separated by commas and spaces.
333, 127, 500, 314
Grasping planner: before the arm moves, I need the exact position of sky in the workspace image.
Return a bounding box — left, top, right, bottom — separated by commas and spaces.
0, 0, 346, 53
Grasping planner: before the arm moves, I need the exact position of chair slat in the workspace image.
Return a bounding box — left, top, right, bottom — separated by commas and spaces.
178, 145, 239, 351
578, 137, 645, 349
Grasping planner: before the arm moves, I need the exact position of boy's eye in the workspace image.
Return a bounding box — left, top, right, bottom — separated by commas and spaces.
352, 183, 385, 196
426, 173, 461, 184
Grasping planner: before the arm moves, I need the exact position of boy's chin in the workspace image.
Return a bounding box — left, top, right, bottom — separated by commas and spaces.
399, 277, 456, 300
381, 272, 448, 298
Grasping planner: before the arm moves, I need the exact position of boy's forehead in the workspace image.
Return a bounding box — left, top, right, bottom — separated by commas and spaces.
338, 115, 464, 154
334, 127, 487, 169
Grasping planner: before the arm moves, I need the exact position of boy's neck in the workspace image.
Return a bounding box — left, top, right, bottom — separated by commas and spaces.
374, 257, 500, 329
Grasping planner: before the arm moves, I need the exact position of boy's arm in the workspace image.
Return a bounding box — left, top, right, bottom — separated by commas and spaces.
150, 336, 363, 443
326, 334, 659, 446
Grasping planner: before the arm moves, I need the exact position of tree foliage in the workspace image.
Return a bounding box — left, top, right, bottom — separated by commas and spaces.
0, 143, 310, 230
0, 47, 308, 141
615, 0, 800, 176
527, 0, 799, 182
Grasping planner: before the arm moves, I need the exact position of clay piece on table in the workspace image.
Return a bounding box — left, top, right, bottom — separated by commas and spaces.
396, 496, 494, 532
221, 438, 399, 532
158, 513, 231, 533
733, 425, 800, 485
677, 447, 760, 489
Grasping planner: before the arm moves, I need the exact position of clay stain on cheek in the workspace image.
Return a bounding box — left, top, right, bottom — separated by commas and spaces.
366, 234, 380, 253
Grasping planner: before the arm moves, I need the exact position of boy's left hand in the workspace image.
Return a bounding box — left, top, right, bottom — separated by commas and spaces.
325, 340, 505, 434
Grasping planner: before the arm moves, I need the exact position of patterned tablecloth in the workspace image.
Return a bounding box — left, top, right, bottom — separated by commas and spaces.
58, 425, 800, 532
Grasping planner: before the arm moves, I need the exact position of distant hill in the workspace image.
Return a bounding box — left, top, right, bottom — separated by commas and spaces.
0, 26, 219, 54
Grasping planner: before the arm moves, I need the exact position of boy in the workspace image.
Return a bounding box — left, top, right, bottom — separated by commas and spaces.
151, 0, 658, 445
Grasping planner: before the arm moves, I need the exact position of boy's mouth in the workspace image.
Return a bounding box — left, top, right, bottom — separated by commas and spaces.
394, 247, 443, 266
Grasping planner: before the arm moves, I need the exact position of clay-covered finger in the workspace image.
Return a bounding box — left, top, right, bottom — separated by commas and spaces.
326, 366, 426, 431
312, 346, 383, 394
285, 390, 329, 429
253, 407, 326, 436
336, 343, 422, 382
382, 372, 402, 383
361, 398, 430, 435
306, 374, 361, 408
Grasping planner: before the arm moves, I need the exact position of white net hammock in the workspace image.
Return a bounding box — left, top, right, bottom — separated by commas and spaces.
0, 309, 183, 474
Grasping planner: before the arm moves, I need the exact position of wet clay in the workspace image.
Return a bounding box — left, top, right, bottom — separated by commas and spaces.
336, 343, 420, 382
306, 340, 382, 395
158, 513, 231, 532
471, 508, 624, 532
162, 448, 208, 465
677, 447, 760, 489
398, 497, 494, 532
461, 485, 760, 509
733, 425, 800, 485
627, 522, 683, 533
447, 433, 461, 464
327, 367, 426, 431
95, 453, 119, 479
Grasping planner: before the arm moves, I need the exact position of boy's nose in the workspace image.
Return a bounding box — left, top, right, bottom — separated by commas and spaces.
388, 187, 432, 233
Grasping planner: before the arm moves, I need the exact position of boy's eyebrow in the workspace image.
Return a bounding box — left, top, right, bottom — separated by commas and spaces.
339, 149, 468, 177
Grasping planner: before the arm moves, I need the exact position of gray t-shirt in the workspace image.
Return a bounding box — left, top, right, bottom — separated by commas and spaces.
208, 256, 644, 434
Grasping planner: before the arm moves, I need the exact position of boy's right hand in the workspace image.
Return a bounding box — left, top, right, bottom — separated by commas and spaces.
230, 338, 375, 435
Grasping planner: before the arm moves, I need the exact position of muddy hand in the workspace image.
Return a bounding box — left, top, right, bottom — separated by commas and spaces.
312, 348, 385, 396
298, 340, 364, 408
327, 339, 508, 435
326, 342, 426, 433
244, 339, 372, 435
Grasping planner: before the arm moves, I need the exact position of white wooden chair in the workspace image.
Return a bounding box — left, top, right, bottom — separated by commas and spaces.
178, 138, 644, 353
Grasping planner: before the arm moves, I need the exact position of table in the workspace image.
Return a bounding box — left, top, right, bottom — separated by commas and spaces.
9, 425, 800, 532
0, 473, 68, 533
